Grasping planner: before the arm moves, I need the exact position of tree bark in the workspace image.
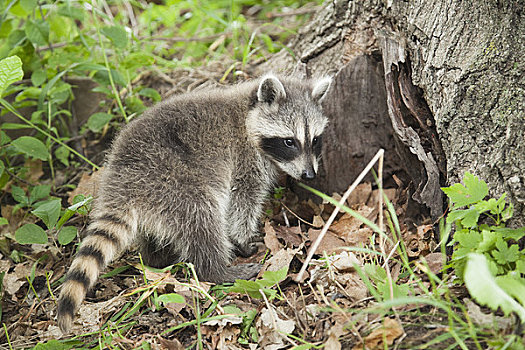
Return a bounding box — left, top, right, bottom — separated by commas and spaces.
258, 0, 525, 226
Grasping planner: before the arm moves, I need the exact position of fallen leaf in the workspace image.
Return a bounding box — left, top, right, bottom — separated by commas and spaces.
257, 307, 295, 350
421, 252, 444, 275
307, 229, 346, 255
275, 225, 303, 247
25, 158, 43, 183
331, 251, 361, 272
464, 298, 513, 330
325, 322, 346, 350
346, 182, 372, 207
353, 318, 403, 350
264, 221, 282, 255
263, 246, 301, 274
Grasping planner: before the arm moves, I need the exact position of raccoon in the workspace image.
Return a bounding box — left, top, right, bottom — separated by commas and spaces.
56, 74, 331, 332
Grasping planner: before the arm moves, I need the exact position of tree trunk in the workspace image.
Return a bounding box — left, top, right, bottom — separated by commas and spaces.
258, 0, 525, 226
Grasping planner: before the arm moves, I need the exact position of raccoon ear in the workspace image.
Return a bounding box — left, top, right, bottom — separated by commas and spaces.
257, 75, 286, 104
312, 76, 332, 103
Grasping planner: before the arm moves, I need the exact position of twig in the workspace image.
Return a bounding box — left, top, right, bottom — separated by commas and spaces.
295, 149, 385, 282
281, 202, 320, 228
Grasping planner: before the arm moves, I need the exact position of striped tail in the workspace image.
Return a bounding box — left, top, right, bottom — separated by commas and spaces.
57, 215, 132, 332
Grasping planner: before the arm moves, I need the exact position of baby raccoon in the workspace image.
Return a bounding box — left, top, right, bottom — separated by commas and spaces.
57, 74, 331, 332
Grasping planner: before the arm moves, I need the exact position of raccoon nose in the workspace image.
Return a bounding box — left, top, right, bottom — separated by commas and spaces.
301, 169, 316, 180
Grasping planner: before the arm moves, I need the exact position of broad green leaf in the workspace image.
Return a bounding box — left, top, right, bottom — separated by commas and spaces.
455, 230, 481, 249
20, 0, 38, 12
477, 229, 497, 253
57, 4, 84, 21
11, 136, 50, 160
57, 226, 77, 245
0, 55, 23, 96
0, 131, 11, 145
138, 87, 161, 102
15, 223, 48, 244
447, 207, 480, 227
101, 25, 128, 49
30, 184, 52, 202
157, 293, 185, 304
0, 217, 7, 225
465, 253, 525, 322
492, 238, 519, 264
25, 19, 50, 46
87, 112, 113, 132
442, 172, 488, 208
121, 52, 155, 70
377, 281, 409, 300
11, 185, 28, 204
55, 146, 70, 166
32, 199, 61, 229
261, 266, 288, 285
0, 160, 4, 177
496, 275, 525, 306
31, 69, 47, 86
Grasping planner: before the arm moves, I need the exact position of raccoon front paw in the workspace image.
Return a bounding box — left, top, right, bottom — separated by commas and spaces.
234, 242, 258, 258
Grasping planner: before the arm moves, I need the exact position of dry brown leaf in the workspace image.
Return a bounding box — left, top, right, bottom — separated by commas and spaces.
339, 272, 368, 300
275, 225, 303, 247
366, 188, 397, 208
68, 170, 103, 204
421, 252, 444, 275
353, 318, 403, 350
263, 246, 301, 274
257, 307, 295, 350
71, 295, 126, 335
263, 221, 282, 255
24, 158, 43, 183
464, 298, 513, 330
307, 229, 346, 255
157, 336, 184, 350
331, 251, 361, 272
346, 182, 372, 207
324, 322, 346, 350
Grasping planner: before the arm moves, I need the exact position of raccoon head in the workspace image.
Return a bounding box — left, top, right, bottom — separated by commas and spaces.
246, 74, 332, 180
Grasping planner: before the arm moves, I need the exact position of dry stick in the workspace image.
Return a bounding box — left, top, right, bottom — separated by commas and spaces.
295, 149, 385, 282
377, 152, 394, 301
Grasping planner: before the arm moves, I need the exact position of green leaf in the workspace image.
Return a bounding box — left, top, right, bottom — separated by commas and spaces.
492, 238, 519, 264
25, 19, 50, 46
0, 217, 8, 226
57, 4, 84, 21
11, 136, 50, 160
55, 146, 70, 166
496, 275, 525, 306
157, 293, 185, 304
101, 25, 128, 49
477, 229, 497, 253
20, 0, 38, 12
464, 253, 525, 322
455, 230, 481, 250
57, 226, 77, 245
0, 160, 4, 177
447, 207, 480, 228
11, 185, 28, 204
0, 55, 23, 96
30, 184, 51, 202
442, 172, 488, 208
32, 199, 61, 229
261, 266, 288, 285
31, 69, 46, 86
138, 87, 161, 102
87, 112, 113, 133
15, 223, 48, 244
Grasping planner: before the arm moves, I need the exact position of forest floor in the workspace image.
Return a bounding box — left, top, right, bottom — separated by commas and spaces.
1, 1, 522, 349
2, 69, 509, 350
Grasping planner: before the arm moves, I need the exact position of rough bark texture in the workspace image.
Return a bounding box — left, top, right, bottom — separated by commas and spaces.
258, 0, 525, 225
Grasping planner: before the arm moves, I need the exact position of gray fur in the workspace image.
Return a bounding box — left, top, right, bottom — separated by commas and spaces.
56, 74, 331, 332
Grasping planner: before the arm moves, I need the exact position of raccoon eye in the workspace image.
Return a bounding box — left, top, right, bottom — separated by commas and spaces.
312, 137, 318, 145
283, 138, 295, 148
